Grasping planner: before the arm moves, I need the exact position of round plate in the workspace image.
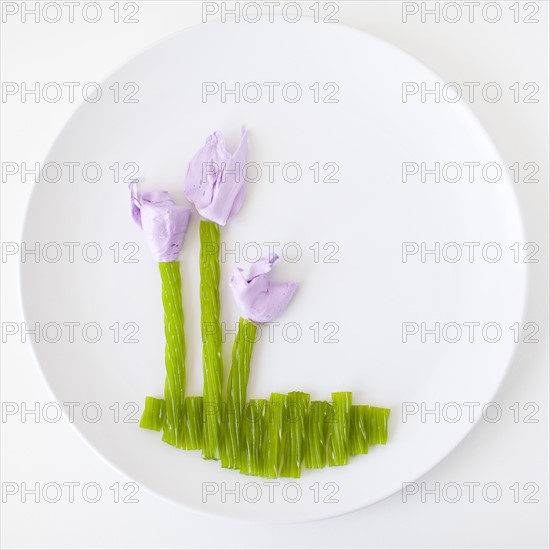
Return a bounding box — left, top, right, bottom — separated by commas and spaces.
20, 19, 526, 522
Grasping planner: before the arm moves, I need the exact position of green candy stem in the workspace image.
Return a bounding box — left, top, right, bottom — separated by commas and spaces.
158, 261, 186, 448
221, 317, 257, 469
183, 396, 204, 451
200, 221, 223, 460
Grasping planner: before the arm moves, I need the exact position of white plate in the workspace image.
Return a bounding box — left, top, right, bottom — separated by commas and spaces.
20, 19, 526, 522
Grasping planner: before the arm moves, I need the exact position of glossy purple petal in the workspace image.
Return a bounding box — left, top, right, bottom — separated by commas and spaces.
229, 254, 298, 323
183, 127, 248, 226
129, 181, 191, 262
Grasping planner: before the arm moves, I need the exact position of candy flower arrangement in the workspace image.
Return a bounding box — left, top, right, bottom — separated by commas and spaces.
134, 128, 390, 478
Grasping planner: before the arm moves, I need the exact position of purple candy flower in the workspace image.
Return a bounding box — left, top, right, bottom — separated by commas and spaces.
229, 254, 298, 323
183, 127, 248, 226
129, 181, 191, 262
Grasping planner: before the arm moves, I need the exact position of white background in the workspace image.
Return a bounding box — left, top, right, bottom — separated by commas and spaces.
1, 1, 548, 548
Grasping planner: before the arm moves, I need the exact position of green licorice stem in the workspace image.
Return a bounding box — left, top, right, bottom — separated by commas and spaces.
350, 405, 369, 455
221, 317, 257, 469
158, 261, 186, 448
305, 401, 328, 468
262, 393, 286, 478
327, 392, 352, 466
140, 396, 165, 432
183, 396, 204, 450
240, 399, 267, 476
200, 221, 223, 460
368, 406, 391, 445
281, 391, 310, 478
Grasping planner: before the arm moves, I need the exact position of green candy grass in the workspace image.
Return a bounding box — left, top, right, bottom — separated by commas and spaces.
281, 392, 310, 478
305, 400, 329, 468
262, 393, 286, 478
240, 399, 267, 476
140, 396, 165, 432
368, 406, 390, 445
350, 405, 369, 455
327, 392, 352, 466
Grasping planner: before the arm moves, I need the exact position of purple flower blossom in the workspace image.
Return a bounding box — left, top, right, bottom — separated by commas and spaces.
129, 180, 191, 262
183, 127, 248, 226
229, 254, 298, 323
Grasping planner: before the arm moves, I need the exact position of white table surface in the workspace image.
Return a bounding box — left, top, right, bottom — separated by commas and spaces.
1, 1, 548, 548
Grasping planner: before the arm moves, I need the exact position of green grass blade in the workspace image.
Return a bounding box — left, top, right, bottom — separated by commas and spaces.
158, 261, 186, 448
368, 406, 390, 445
350, 405, 369, 455
305, 401, 328, 468
240, 399, 267, 476
222, 318, 257, 469
139, 396, 165, 431
281, 391, 310, 478
327, 392, 352, 466
262, 393, 286, 478
200, 221, 223, 460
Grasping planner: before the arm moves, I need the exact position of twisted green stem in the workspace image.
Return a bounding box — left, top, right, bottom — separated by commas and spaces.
158, 261, 186, 448
200, 221, 223, 459
222, 317, 257, 469
183, 396, 204, 450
